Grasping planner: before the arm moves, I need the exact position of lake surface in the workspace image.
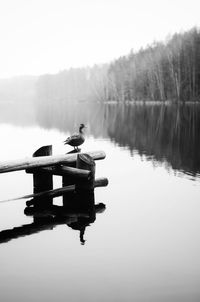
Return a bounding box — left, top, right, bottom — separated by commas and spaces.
0, 101, 200, 302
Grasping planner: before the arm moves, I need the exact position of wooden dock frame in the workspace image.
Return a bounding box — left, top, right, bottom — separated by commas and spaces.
0, 145, 108, 244
0, 145, 108, 203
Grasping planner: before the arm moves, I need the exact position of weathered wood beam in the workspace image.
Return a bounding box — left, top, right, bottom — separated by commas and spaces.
0, 151, 106, 173
0, 177, 109, 203
26, 165, 91, 179
26, 178, 108, 205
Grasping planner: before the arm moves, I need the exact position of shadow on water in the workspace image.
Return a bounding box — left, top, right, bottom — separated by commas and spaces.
0, 191, 106, 245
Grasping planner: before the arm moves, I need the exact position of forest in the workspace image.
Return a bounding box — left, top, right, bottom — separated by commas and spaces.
0, 27, 199, 104
107, 27, 200, 102
36, 27, 200, 104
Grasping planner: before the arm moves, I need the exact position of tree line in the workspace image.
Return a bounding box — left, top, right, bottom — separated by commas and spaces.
107, 27, 200, 102
36, 27, 200, 104
36, 65, 109, 104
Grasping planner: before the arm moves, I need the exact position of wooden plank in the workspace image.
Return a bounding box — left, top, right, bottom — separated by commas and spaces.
27, 165, 91, 179
0, 150, 106, 173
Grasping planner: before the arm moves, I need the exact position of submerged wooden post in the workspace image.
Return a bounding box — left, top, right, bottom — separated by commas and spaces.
75, 153, 96, 191
31, 145, 53, 193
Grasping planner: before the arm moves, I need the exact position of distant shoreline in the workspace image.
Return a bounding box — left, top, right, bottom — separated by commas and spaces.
103, 100, 200, 105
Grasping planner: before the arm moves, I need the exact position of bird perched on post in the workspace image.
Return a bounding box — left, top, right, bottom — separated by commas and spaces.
64, 124, 86, 150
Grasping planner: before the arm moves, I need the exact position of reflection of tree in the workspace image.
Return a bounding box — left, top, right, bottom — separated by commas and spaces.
1, 81, 199, 179
35, 100, 108, 138
106, 103, 200, 177
34, 99, 200, 176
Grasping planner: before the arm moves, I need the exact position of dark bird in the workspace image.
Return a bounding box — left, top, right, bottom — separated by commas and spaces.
64, 124, 86, 150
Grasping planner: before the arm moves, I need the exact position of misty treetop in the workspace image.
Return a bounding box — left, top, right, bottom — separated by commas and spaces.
36, 65, 109, 104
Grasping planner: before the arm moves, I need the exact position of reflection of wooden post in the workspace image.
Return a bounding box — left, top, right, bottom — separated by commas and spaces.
74, 154, 96, 242
75, 154, 95, 191
32, 145, 53, 193
67, 190, 96, 245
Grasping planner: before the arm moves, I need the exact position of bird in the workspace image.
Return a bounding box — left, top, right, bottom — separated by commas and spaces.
64, 124, 86, 150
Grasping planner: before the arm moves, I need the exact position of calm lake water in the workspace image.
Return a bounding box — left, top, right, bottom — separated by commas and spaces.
0, 101, 200, 302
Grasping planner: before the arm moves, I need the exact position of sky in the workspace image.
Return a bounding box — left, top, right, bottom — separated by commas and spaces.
0, 0, 199, 78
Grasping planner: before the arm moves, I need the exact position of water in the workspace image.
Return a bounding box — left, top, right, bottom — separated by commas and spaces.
0, 101, 200, 302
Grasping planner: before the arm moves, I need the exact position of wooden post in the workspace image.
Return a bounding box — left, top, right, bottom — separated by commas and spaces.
29, 145, 53, 223
74, 154, 96, 243
31, 145, 53, 193
75, 153, 96, 191
62, 179, 75, 205
62, 151, 80, 206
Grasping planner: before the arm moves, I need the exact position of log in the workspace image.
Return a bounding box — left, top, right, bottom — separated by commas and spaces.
26, 165, 91, 179
75, 154, 96, 191
0, 178, 108, 204
0, 150, 106, 173
26, 177, 108, 206
0, 177, 108, 204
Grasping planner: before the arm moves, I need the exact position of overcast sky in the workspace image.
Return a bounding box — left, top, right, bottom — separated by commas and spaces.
0, 0, 199, 78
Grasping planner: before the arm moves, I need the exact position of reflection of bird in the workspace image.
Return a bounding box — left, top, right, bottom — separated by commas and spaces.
64, 124, 86, 150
